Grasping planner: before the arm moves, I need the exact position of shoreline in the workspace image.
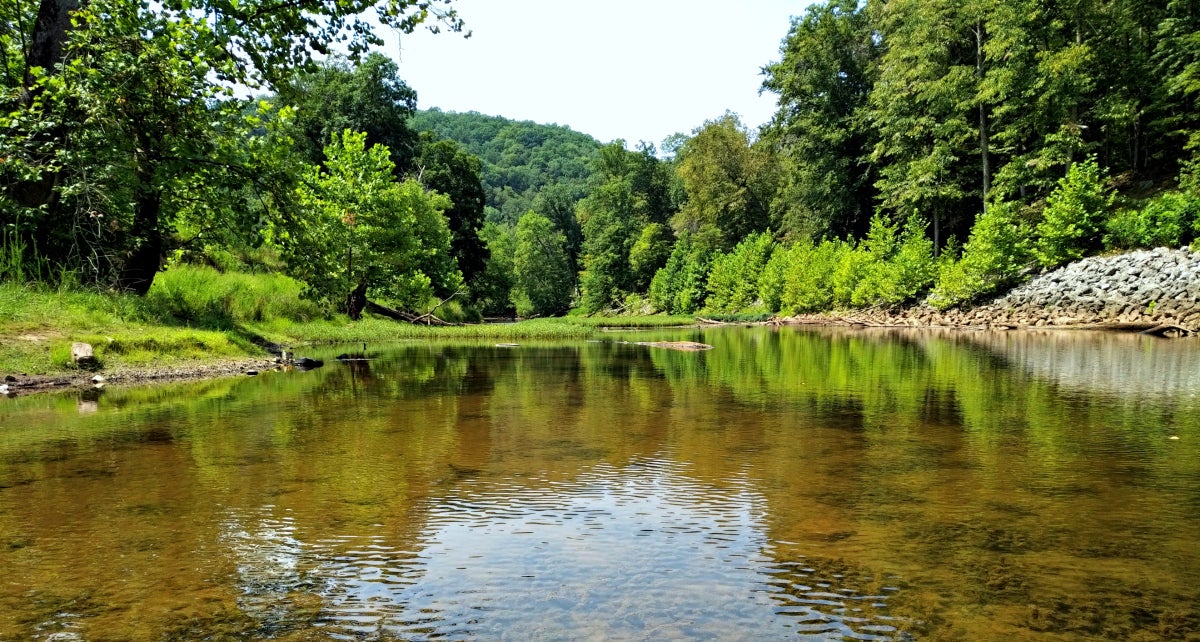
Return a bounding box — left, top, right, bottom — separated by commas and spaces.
5, 247, 1198, 396
2, 356, 282, 395
5, 318, 1191, 399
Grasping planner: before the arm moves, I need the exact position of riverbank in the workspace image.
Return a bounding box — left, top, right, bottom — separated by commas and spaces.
780, 246, 1200, 337
3, 247, 1196, 394
0, 308, 697, 393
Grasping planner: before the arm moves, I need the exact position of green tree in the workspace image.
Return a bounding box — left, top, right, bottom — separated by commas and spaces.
473, 222, 517, 316
532, 182, 586, 277
629, 223, 673, 292
761, 0, 878, 241
0, 0, 261, 292
415, 133, 488, 287
577, 142, 676, 312
511, 212, 573, 317
284, 131, 460, 318
867, 0, 979, 246
672, 114, 775, 248
281, 53, 420, 173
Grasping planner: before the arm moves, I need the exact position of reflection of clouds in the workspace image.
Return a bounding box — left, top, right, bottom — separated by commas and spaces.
964, 331, 1200, 397
218, 462, 909, 640
221, 508, 309, 631
307, 458, 907, 641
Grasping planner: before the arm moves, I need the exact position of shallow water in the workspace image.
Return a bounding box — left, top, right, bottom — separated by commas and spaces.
1, 327, 1199, 641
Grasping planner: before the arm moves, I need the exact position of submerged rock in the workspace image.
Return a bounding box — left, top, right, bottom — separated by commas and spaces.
634, 341, 714, 352
292, 357, 324, 370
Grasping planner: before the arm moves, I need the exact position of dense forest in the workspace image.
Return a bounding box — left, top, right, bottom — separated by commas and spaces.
410, 109, 602, 225
2, 0, 1199, 323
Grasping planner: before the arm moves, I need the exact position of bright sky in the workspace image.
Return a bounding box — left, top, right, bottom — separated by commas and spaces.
379, 1, 809, 148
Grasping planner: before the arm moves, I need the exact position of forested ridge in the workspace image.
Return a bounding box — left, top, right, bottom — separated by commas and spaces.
2, 0, 1199, 325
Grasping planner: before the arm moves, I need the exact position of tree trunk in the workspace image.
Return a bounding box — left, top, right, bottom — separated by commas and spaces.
976, 20, 990, 210
24, 0, 78, 97
117, 184, 163, 295
8, 0, 79, 213
346, 278, 368, 320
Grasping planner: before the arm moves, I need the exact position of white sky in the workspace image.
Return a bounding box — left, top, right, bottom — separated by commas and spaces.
378, 1, 809, 148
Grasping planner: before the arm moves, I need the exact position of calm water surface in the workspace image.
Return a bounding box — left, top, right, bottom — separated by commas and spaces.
1, 327, 1199, 641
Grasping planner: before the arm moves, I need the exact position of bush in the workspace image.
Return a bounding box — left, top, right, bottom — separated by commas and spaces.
831, 243, 871, 308
850, 213, 935, 307
1104, 191, 1200, 250
704, 232, 776, 314
648, 229, 719, 314
758, 245, 788, 313
777, 240, 850, 314
929, 201, 1033, 309
1034, 157, 1114, 268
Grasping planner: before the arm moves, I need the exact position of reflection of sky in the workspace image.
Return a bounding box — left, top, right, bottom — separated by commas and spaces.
226, 459, 906, 640
966, 332, 1200, 397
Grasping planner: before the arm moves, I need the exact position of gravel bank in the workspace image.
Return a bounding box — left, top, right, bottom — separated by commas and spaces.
785, 247, 1200, 335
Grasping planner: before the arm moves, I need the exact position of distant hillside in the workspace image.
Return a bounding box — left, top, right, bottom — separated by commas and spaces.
410, 109, 603, 223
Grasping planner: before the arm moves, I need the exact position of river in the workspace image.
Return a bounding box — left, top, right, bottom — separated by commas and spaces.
1, 327, 1198, 641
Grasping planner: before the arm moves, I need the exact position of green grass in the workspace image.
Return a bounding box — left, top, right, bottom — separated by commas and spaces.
0, 281, 249, 374
145, 264, 326, 326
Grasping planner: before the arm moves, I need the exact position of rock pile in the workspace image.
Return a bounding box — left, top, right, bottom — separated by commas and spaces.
805, 247, 1200, 333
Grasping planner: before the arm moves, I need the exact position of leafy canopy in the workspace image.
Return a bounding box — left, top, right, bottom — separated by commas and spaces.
284, 130, 460, 314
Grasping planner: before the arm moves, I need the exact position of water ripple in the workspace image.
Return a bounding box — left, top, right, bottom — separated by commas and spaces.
224, 458, 911, 640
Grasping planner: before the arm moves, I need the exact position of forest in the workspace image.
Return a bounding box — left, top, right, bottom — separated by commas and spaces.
2, 0, 1200, 324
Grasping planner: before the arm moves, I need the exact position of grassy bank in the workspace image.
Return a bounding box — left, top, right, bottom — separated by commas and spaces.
0, 266, 696, 376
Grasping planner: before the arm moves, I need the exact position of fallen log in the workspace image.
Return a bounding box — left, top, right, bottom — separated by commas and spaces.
364, 300, 459, 326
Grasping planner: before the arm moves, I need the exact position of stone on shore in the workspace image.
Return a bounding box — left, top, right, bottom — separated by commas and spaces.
72, 342, 98, 368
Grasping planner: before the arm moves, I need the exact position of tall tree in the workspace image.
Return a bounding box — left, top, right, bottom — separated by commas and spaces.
511, 212, 573, 317
867, 0, 979, 246
672, 113, 775, 248
281, 53, 420, 173
761, 0, 878, 241
415, 133, 488, 287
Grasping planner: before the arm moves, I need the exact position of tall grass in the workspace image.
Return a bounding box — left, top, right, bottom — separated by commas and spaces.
146, 264, 325, 327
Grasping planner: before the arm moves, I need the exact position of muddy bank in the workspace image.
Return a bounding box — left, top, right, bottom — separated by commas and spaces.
783, 247, 1200, 336
1, 357, 281, 395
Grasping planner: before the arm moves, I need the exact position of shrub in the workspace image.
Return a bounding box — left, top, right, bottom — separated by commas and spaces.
778, 239, 850, 314
758, 245, 788, 313
704, 232, 776, 314
1104, 191, 1200, 250
648, 229, 719, 314
1034, 157, 1114, 268
831, 243, 872, 308
929, 201, 1033, 309
850, 213, 935, 307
